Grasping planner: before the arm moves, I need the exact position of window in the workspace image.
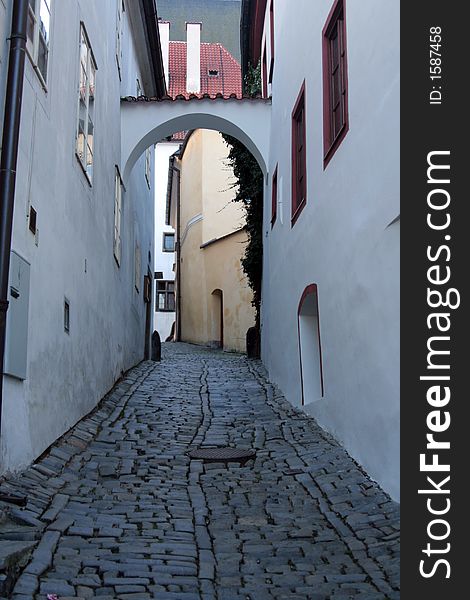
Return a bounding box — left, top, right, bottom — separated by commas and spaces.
271, 165, 278, 227
291, 81, 306, 225
162, 232, 175, 252
208, 69, 219, 77
76, 24, 96, 183
322, 0, 348, 167
156, 281, 175, 312
262, 44, 268, 98
26, 0, 52, 84
145, 147, 151, 187
116, 0, 123, 78
268, 0, 274, 83
113, 168, 122, 265
64, 298, 70, 333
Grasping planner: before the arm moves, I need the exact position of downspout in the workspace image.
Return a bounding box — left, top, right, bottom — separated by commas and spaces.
171, 165, 182, 342
0, 0, 29, 436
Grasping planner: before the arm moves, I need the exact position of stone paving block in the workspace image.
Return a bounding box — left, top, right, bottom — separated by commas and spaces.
39, 578, 75, 596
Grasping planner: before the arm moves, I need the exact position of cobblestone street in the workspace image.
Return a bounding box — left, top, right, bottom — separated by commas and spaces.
2, 344, 400, 599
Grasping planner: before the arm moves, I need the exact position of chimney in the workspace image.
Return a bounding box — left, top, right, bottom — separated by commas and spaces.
158, 21, 170, 90
186, 22, 201, 94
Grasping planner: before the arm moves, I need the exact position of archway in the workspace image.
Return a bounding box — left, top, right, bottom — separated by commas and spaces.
298, 284, 324, 405
120, 97, 271, 183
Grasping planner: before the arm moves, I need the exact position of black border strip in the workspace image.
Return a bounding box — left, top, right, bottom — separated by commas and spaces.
401, 2, 466, 596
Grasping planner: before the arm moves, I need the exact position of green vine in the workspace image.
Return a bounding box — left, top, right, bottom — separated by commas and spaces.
222, 62, 263, 329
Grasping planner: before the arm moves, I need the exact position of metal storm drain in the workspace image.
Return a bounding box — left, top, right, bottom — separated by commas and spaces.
188, 447, 256, 465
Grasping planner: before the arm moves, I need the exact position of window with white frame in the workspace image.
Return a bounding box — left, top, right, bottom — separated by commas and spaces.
76, 24, 96, 182
116, 0, 123, 78
162, 232, 175, 252
114, 168, 122, 265
156, 281, 175, 312
26, 0, 52, 84
145, 147, 151, 187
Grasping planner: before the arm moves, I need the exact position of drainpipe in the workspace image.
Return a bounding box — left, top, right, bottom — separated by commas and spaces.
171, 164, 182, 342
0, 0, 29, 436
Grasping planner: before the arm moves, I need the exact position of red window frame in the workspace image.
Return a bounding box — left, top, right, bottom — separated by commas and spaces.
322, 0, 349, 168
291, 81, 306, 226
268, 0, 275, 83
262, 44, 268, 98
271, 164, 278, 227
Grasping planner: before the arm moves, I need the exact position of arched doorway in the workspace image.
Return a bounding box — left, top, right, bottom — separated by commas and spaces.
298, 284, 324, 405
210, 289, 224, 349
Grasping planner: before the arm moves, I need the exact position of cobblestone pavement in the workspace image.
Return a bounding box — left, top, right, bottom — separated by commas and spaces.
2, 343, 400, 599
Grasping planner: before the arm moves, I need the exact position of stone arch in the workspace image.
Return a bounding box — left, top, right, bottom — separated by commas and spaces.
120, 98, 271, 183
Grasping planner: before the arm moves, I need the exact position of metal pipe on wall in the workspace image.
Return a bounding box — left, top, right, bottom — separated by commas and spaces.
0, 0, 29, 435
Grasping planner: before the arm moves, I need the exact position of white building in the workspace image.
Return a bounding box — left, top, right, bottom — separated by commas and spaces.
241, 0, 400, 499
154, 140, 178, 342
0, 0, 164, 474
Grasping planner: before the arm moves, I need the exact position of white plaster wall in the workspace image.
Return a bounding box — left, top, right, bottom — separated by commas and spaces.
1, 0, 154, 474
154, 141, 178, 341
261, 0, 400, 499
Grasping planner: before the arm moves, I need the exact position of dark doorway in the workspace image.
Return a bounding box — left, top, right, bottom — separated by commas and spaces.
210, 289, 224, 348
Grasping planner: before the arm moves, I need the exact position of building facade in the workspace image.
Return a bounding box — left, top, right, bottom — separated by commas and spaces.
154, 140, 178, 342
167, 129, 255, 353
242, 0, 400, 499
0, 0, 163, 474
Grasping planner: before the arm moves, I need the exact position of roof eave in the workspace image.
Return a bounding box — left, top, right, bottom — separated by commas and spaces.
141, 0, 167, 98
127, 0, 167, 98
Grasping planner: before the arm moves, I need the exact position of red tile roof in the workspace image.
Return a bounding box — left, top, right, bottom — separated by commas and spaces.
168, 41, 242, 100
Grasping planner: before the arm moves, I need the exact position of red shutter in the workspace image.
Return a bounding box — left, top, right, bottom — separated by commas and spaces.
322, 0, 349, 167
291, 81, 307, 226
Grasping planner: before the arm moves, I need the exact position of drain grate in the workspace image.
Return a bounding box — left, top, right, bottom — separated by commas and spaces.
188, 447, 256, 465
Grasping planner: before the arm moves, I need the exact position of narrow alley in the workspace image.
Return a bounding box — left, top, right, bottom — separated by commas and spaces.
2, 344, 399, 600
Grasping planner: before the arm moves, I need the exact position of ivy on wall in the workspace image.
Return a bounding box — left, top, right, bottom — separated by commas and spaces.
222, 62, 263, 329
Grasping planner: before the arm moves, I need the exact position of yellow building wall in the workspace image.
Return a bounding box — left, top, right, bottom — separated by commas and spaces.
201, 130, 246, 244
203, 231, 254, 352
178, 130, 255, 353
